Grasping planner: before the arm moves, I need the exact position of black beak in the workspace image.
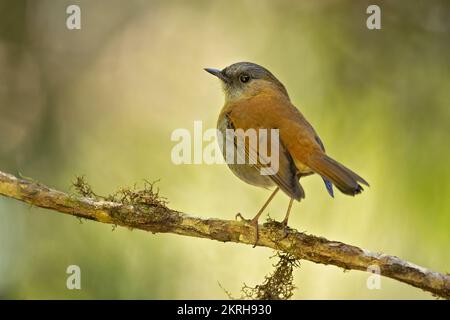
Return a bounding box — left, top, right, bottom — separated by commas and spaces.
204, 68, 228, 82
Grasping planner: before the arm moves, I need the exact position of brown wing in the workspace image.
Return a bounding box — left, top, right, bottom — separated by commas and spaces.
224, 112, 305, 200
221, 91, 324, 172
221, 90, 368, 197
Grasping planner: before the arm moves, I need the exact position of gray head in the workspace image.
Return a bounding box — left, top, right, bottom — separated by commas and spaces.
204, 62, 289, 101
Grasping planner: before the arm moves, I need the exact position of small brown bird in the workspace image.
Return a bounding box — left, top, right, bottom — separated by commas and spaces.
205, 62, 368, 244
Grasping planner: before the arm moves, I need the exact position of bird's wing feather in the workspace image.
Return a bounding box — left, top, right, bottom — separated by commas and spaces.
224, 112, 304, 200
221, 89, 367, 198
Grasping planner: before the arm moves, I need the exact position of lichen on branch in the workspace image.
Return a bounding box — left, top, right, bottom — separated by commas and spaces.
0, 170, 448, 299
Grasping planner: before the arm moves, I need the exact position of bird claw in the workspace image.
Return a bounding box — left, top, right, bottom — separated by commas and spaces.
235, 213, 260, 247
280, 221, 291, 239
235, 212, 250, 222
266, 219, 291, 241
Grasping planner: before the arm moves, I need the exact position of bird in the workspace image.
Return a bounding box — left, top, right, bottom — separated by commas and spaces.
205, 62, 368, 245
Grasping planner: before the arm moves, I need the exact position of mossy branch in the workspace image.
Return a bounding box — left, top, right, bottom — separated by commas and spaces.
0, 170, 448, 299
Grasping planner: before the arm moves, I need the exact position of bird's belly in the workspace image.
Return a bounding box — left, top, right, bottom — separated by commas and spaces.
227, 163, 275, 188
217, 116, 275, 188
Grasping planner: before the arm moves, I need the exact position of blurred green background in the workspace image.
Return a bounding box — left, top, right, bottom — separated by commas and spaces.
0, 0, 449, 299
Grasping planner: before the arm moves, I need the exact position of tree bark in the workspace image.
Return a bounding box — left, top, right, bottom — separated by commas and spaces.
0, 170, 448, 299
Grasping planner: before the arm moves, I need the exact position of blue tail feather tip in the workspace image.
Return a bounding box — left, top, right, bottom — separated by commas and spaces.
323, 178, 334, 198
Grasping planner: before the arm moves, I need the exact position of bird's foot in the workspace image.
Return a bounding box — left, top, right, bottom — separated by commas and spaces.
280, 220, 291, 239
265, 219, 291, 241
235, 212, 251, 223
235, 213, 260, 247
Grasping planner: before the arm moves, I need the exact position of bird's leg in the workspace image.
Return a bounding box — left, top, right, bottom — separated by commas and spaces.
279, 198, 294, 238
235, 187, 280, 222
281, 198, 294, 226
236, 187, 280, 247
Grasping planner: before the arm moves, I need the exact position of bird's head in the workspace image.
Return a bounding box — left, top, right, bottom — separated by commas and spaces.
204, 62, 289, 102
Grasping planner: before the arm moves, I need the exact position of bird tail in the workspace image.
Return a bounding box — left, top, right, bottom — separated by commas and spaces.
308, 153, 369, 196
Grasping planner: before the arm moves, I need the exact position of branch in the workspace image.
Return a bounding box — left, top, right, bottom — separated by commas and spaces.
0, 170, 448, 299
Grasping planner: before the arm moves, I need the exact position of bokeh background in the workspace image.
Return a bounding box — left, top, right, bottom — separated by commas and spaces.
0, 0, 449, 299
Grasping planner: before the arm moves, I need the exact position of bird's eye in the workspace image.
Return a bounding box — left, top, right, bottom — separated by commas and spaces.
239, 74, 250, 83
